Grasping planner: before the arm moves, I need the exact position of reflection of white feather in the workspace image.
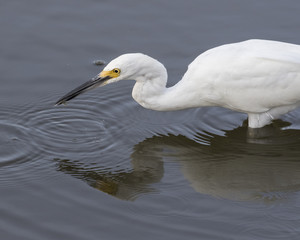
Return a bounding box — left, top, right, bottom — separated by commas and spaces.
181, 157, 300, 201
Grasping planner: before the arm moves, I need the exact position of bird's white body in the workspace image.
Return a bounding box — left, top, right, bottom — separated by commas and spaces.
128, 39, 300, 128
57, 39, 300, 128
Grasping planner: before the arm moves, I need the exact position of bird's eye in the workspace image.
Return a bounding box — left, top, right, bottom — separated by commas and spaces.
112, 68, 120, 74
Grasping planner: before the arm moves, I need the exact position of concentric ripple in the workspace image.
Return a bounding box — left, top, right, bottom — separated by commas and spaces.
0, 120, 39, 167
25, 106, 110, 155
0, 110, 45, 187
16, 85, 136, 158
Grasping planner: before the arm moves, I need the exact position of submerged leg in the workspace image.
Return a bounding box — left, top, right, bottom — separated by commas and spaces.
248, 104, 298, 128
248, 112, 273, 128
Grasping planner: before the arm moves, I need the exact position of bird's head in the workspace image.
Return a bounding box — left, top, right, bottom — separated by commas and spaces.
55, 53, 165, 105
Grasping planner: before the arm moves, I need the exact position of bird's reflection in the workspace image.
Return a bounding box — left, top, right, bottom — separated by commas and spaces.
55, 146, 164, 201
55, 121, 300, 202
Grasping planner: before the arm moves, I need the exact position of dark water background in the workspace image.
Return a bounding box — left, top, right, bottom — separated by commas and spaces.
1, 0, 300, 239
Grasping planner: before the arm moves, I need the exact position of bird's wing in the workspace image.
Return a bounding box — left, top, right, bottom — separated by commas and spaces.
182, 40, 300, 112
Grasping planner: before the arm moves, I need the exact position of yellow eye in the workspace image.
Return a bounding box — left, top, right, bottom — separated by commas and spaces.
112, 68, 121, 74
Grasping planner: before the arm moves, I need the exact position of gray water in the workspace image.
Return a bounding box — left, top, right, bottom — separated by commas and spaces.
1, 0, 300, 239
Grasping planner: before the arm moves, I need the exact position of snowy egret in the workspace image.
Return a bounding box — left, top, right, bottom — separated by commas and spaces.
56, 39, 300, 128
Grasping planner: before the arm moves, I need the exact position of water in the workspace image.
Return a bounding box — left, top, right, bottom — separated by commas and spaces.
1, 0, 300, 239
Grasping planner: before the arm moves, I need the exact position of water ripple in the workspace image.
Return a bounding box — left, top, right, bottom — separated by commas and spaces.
0, 121, 39, 167
240, 220, 300, 240
17, 87, 136, 158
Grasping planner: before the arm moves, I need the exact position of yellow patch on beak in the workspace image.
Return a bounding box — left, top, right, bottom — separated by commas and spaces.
99, 68, 121, 79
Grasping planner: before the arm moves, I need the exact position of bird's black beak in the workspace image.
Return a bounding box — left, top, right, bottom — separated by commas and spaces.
55, 75, 112, 105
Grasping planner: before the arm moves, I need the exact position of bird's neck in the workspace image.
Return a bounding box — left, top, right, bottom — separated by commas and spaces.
132, 76, 214, 111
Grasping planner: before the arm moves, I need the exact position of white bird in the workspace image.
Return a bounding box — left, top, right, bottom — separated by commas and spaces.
56, 39, 300, 128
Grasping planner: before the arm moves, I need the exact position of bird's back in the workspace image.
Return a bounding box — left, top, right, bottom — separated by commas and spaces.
180, 39, 300, 113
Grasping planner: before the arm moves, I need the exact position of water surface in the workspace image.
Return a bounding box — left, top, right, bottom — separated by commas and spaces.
1, 0, 300, 239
